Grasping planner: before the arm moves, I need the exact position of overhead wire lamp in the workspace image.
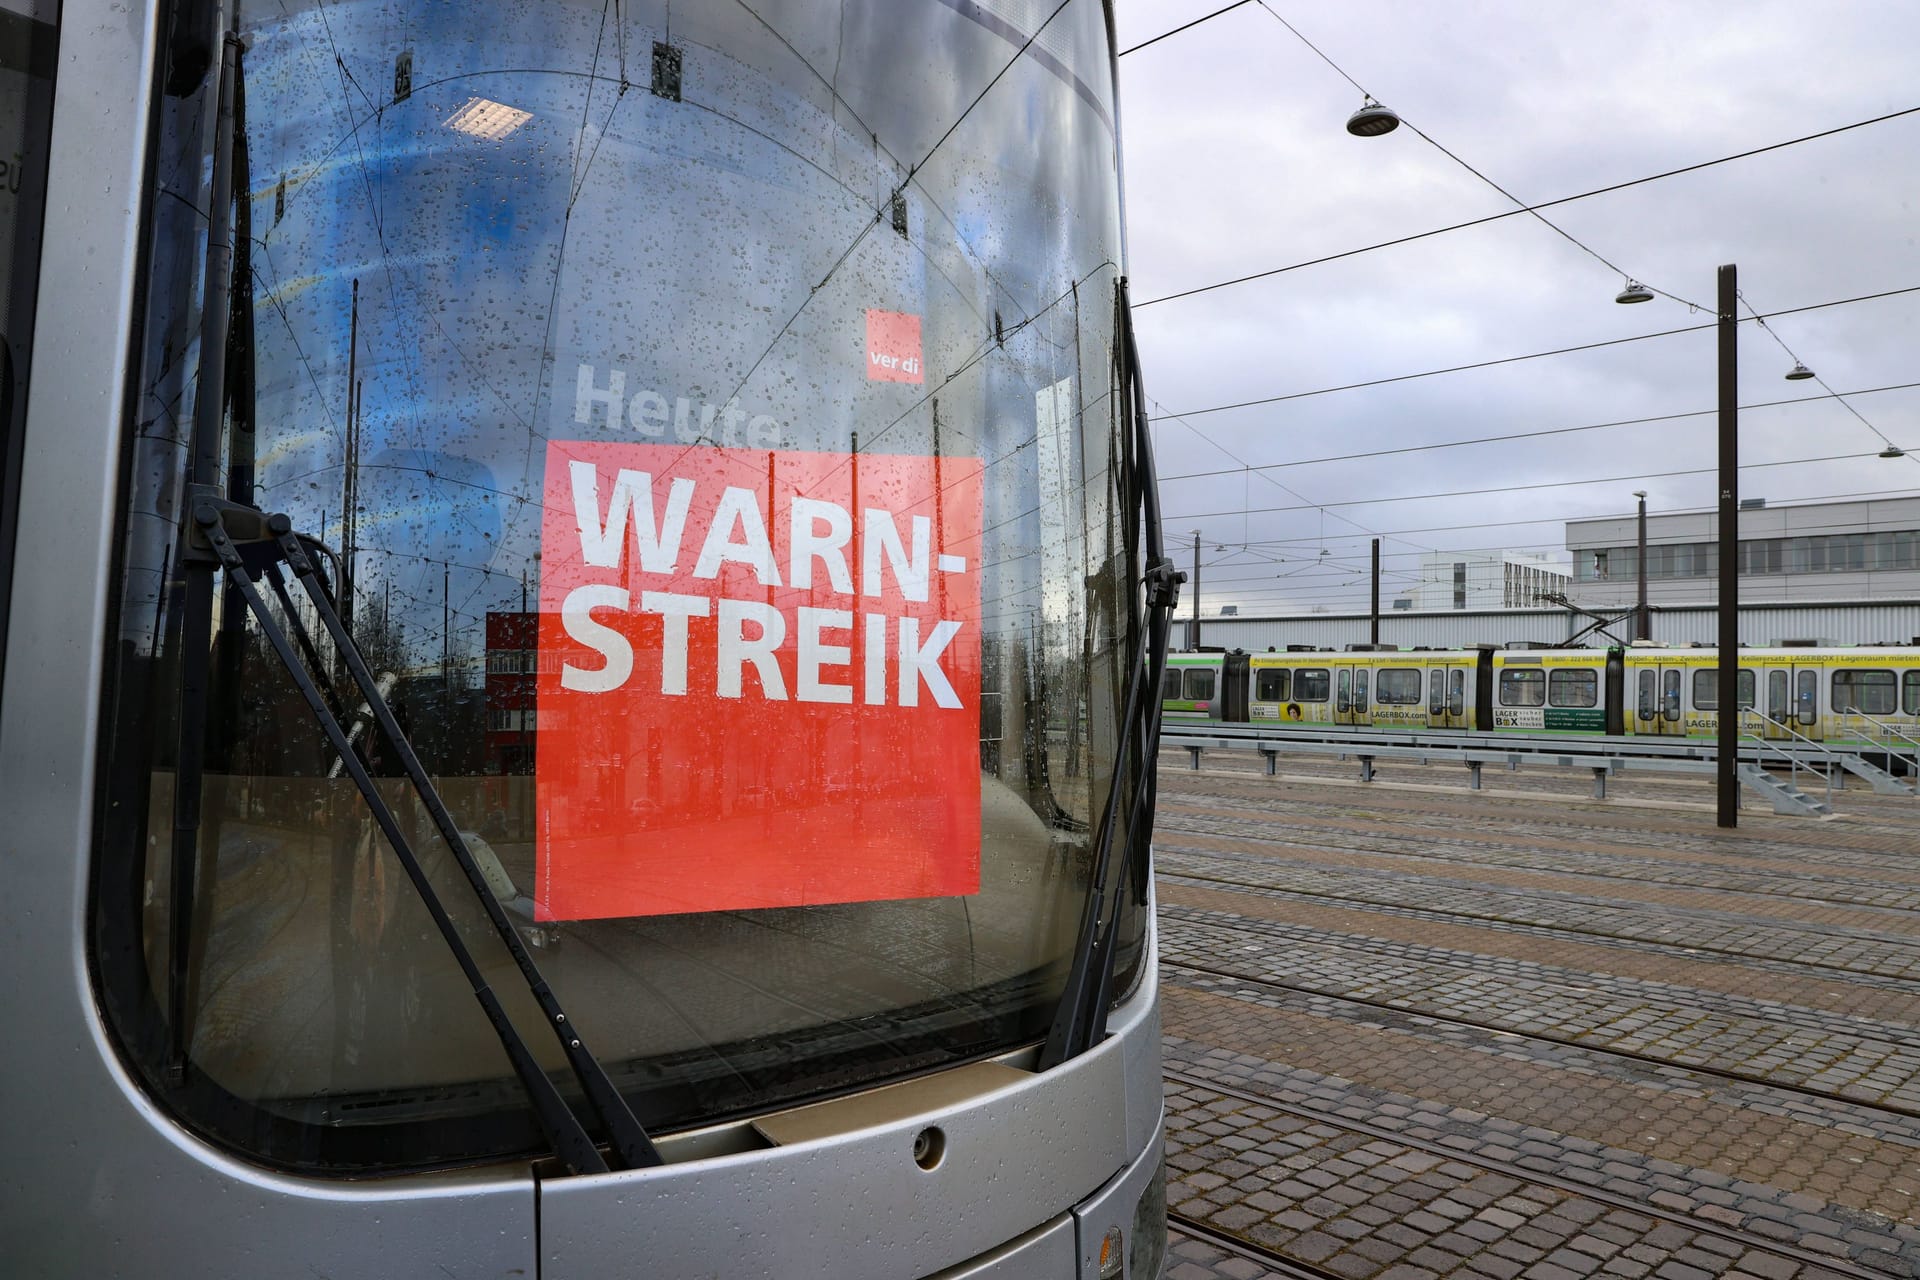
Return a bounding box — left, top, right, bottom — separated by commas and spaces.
1615, 279, 1654, 304
1346, 96, 1399, 136
1784, 362, 1815, 381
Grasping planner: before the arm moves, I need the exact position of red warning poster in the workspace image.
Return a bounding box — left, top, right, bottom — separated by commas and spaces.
534, 441, 983, 920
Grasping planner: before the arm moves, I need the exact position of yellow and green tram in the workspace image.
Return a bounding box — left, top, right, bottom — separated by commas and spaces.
1163, 646, 1920, 748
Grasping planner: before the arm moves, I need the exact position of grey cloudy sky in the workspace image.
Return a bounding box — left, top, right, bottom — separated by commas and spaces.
1112, 0, 1920, 615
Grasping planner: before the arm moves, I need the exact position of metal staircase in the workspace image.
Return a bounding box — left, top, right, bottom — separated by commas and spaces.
1733, 762, 1834, 816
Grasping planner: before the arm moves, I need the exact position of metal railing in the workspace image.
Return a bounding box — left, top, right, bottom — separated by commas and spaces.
1846, 708, 1920, 779
1158, 719, 1883, 814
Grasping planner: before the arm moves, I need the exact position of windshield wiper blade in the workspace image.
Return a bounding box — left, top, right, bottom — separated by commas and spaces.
163, 31, 244, 1082
185, 495, 661, 1175
1038, 279, 1181, 1070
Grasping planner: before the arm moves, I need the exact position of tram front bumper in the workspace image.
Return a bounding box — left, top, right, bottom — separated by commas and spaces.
930, 1114, 1167, 1280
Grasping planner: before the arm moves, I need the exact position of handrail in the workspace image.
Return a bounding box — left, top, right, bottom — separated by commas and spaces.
1845, 707, 1920, 777
1737, 710, 1833, 811
1160, 716, 1920, 814
1156, 719, 1836, 763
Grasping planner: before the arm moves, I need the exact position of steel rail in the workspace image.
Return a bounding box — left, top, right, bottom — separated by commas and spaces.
1166, 1212, 1336, 1280
1162, 1066, 1897, 1280
1162, 947, 1920, 1121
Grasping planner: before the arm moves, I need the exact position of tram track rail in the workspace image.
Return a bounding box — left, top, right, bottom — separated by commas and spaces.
1157, 765, 1920, 861
1162, 951, 1920, 1126
1156, 852, 1920, 994
1154, 803, 1920, 912
1155, 795, 1920, 912
1167, 1211, 1340, 1280
1162, 1065, 1893, 1280
1153, 871, 1920, 1015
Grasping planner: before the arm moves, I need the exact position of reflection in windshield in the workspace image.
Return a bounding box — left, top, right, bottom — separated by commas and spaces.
0, 1, 57, 690
98, 0, 1145, 1171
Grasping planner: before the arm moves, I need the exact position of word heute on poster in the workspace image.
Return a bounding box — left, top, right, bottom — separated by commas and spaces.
535, 441, 983, 920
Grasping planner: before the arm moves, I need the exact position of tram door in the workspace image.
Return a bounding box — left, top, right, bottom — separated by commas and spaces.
1632, 664, 1688, 736
1428, 664, 1469, 729
1764, 666, 1823, 740
1334, 664, 1364, 726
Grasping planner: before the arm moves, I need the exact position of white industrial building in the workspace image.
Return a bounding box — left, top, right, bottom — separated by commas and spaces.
1189, 600, 1920, 653
1564, 495, 1920, 609
1407, 550, 1570, 610
1182, 496, 1920, 652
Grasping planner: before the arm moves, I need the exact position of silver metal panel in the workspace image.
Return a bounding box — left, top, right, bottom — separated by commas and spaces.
1118, 888, 1164, 1162
541, 965, 1159, 1280
0, 4, 538, 1275
931, 1216, 1078, 1279
1072, 1103, 1165, 1279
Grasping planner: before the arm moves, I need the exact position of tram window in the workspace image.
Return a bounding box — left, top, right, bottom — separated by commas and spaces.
1162, 668, 1183, 701
1255, 668, 1289, 702
1691, 669, 1755, 711
1547, 669, 1598, 708
1832, 669, 1895, 715
1376, 667, 1421, 705
1336, 668, 1351, 713
1636, 670, 1656, 720
1184, 669, 1216, 701
1905, 671, 1920, 716
1353, 669, 1369, 710
1448, 669, 1465, 717
1429, 670, 1445, 713
1296, 669, 1330, 702
1498, 668, 1545, 707
1768, 670, 1789, 721
1663, 669, 1683, 721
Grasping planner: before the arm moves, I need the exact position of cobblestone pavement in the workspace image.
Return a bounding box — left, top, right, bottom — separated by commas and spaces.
1153, 752, 1920, 1278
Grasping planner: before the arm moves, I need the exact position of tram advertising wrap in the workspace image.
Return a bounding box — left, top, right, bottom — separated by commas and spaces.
538, 441, 984, 918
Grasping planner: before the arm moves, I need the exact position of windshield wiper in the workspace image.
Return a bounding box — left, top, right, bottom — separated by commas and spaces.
1038, 279, 1181, 1069
183, 497, 661, 1174
160, 25, 655, 1175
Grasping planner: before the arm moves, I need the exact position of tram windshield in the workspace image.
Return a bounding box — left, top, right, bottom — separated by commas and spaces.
96, 0, 1142, 1172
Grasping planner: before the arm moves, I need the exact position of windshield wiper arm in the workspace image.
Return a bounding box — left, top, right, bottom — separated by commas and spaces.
185, 496, 661, 1175
152, 26, 650, 1167
1038, 279, 1181, 1070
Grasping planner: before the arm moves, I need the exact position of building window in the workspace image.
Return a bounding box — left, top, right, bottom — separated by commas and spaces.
1452, 562, 1466, 610
487, 648, 536, 674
